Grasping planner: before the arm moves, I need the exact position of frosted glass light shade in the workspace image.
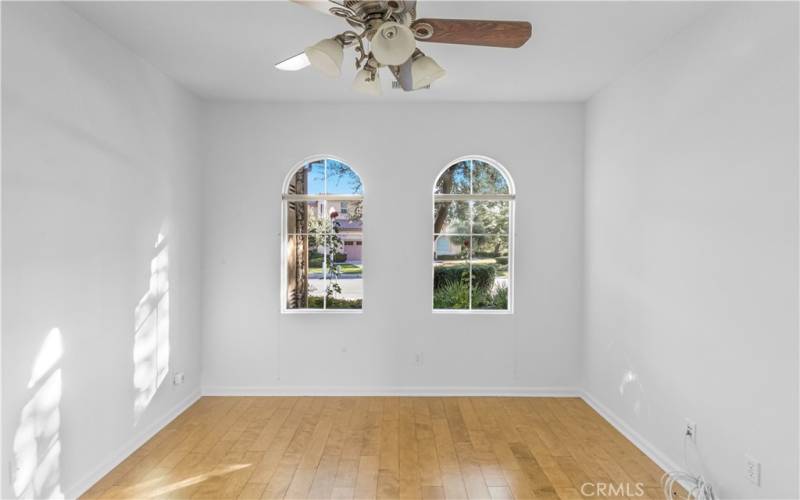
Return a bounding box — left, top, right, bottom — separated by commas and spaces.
412, 55, 446, 89
352, 69, 382, 96
305, 38, 343, 78
371, 22, 416, 65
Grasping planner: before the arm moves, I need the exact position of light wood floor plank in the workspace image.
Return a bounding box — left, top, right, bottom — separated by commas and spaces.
82, 397, 671, 499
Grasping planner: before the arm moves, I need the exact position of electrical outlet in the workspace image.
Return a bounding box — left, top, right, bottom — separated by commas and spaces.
684, 419, 697, 443
745, 455, 761, 486
173, 372, 185, 386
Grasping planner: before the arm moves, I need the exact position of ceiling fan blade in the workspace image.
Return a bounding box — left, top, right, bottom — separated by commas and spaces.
411, 18, 532, 48
289, 0, 345, 16
275, 52, 311, 71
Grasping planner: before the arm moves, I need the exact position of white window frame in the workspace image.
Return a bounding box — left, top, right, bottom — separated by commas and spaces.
280, 155, 364, 314
432, 155, 515, 315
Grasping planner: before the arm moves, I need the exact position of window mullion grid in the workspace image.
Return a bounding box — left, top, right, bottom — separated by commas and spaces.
323, 159, 327, 310
322, 200, 327, 310
323, 158, 328, 198
284, 195, 364, 202
432, 194, 514, 202
468, 213, 473, 310
433, 158, 514, 313
468, 160, 474, 310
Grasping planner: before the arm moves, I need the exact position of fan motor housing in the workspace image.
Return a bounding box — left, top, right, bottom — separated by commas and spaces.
341, 0, 416, 28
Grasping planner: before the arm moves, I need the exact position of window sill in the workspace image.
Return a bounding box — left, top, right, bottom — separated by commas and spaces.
281, 309, 364, 315
432, 309, 513, 315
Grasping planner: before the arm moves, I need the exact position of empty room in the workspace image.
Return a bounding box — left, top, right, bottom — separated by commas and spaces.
2, 1, 798, 499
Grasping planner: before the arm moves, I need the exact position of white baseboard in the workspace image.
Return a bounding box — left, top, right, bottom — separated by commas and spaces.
580, 390, 681, 475
202, 385, 580, 397
65, 387, 202, 499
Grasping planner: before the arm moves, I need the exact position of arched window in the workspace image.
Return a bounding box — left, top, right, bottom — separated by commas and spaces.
282, 157, 363, 312
433, 156, 514, 312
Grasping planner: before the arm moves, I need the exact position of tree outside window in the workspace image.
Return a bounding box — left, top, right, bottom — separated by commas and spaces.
284, 158, 363, 312
433, 157, 514, 312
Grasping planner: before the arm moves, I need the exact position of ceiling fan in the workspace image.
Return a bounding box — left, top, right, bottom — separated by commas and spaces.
275, 0, 532, 95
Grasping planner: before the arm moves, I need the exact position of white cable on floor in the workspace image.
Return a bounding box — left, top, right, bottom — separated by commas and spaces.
661, 433, 716, 499
662, 470, 715, 500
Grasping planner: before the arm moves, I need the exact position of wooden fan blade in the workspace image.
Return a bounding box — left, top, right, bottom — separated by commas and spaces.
411, 18, 532, 48
289, 0, 345, 16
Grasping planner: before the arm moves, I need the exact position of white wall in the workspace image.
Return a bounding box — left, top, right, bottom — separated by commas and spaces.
2, 3, 202, 498
200, 102, 584, 393
584, 3, 798, 499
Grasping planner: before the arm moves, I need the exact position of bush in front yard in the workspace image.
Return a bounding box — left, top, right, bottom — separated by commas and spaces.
472, 284, 508, 310
433, 264, 495, 293
434, 282, 508, 310
307, 296, 362, 309
433, 281, 469, 309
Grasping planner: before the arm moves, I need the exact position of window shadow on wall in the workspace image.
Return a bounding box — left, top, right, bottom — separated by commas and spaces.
133, 233, 170, 423
12, 327, 65, 499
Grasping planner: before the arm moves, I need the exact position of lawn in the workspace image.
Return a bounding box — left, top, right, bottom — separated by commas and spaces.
309, 263, 362, 275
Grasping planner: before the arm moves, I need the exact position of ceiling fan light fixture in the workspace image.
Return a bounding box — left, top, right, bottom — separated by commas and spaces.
411, 55, 446, 89
370, 21, 416, 65
352, 68, 382, 96
305, 37, 344, 78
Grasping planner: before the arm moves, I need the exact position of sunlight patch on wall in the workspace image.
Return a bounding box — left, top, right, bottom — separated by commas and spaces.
12, 327, 65, 499
618, 368, 645, 416
133, 233, 170, 422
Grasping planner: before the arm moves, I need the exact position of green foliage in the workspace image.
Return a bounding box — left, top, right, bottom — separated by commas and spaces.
434, 264, 495, 293
470, 264, 496, 292
433, 282, 508, 310
307, 296, 362, 309
472, 202, 509, 236
310, 254, 353, 270
495, 256, 508, 265
332, 263, 362, 275
472, 284, 508, 310
433, 281, 470, 309
306, 217, 344, 297
493, 285, 508, 309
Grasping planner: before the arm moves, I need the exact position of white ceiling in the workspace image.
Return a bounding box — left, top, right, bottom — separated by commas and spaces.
68, 1, 710, 102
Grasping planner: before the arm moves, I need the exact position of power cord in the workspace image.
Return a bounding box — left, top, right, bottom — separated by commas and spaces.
661, 430, 716, 499
662, 470, 715, 500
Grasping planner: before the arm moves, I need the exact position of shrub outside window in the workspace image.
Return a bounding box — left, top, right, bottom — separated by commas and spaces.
433, 156, 514, 313
282, 157, 363, 312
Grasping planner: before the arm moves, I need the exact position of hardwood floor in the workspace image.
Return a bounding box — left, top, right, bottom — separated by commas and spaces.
81, 397, 669, 499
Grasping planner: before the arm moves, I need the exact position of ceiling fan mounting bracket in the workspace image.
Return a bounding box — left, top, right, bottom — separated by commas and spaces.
337, 0, 415, 30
